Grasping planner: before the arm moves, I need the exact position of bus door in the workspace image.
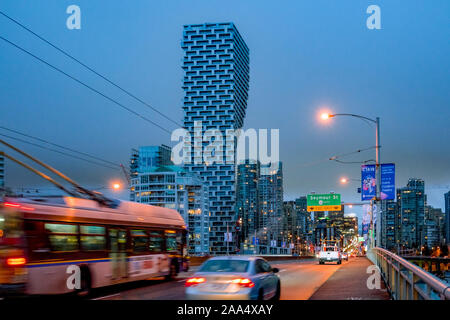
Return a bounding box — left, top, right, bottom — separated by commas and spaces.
109, 228, 127, 279
0, 204, 27, 290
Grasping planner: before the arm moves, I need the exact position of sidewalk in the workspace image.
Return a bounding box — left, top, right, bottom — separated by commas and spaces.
309, 257, 390, 300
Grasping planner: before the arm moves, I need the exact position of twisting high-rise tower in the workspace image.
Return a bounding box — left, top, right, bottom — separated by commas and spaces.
181, 23, 249, 254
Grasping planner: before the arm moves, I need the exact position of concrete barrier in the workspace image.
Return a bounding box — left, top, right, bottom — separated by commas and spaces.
188, 255, 315, 266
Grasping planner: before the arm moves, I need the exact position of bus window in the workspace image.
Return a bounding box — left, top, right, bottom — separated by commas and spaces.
148, 230, 163, 253
131, 230, 148, 253
0, 206, 24, 247
45, 223, 79, 252
24, 221, 50, 259
80, 225, 106, 251
165, 230, 179, 253
182, 229, 188, 256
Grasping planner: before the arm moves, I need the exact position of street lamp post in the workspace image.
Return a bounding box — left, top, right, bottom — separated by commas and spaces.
375, 117, 381, 249
321, 113, 381, 248
226, 221, 229, 256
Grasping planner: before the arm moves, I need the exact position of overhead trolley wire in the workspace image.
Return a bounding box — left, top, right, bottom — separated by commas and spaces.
0, 132, 120, 171
0, 125, 121, 168
0, 35, 172, 134
0, 10, 182, 128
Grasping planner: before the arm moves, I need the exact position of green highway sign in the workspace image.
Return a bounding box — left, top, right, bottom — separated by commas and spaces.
307, 193, 341, 212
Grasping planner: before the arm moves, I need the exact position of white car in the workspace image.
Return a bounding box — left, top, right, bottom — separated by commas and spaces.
185, 256, 281, 300
341, 252, 349, 261
318, 246, 342, 265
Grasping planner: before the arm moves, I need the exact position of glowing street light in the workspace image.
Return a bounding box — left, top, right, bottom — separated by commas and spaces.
340, 177, 360, 185
320, 112, 335, 120
112, 183, 121, 191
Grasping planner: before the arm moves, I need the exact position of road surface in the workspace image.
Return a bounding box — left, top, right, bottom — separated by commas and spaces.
90, 258, 352, 300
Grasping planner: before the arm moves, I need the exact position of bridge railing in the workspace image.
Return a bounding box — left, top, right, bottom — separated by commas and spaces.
369, 247, 450, 300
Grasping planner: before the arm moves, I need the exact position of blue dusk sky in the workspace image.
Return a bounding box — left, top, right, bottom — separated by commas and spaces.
0, 0, 449, 221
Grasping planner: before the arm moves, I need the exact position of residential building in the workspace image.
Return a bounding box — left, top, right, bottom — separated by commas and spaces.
295, 196, 312, 242
258, 162, 283, 246
181, 22, 250, 254
314, 217, 335, 245
343, 214, 358, 242
425, 205, 445, 246
328, 207, 345, 242
282, 201, 297, 247
129, 165, 210, 256
423, 220, 440, 248
236, 160, 260, 248
130, 145, 173, 177
445, 191, 450, 244
381, 200, 397, 250
130, 145, 174, 202
396, 178, 426, 249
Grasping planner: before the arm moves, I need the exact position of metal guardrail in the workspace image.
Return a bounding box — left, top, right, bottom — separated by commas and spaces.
402, 256, 449, 280
369, 247, 450, 300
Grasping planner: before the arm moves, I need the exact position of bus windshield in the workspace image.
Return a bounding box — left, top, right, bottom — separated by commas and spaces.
0, 205, 24, 248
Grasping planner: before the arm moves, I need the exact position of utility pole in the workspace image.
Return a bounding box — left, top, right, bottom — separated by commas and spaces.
375, 117, 381, 248
226, 222, 229, 256
254, 229, 257, 255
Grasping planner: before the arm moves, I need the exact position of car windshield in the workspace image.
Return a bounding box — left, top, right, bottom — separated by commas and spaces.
323, 246, 337, 252
199, 259, 250, 273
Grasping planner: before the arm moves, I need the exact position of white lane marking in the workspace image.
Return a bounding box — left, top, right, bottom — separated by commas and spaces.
92, 293, 120, 300
278, 269, 287, 272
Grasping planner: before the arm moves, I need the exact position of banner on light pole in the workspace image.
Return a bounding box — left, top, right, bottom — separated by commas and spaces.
361, 163, 396, 201
380, 163, 395, 200
224, 232, 232, 242
361, 165, 376, 200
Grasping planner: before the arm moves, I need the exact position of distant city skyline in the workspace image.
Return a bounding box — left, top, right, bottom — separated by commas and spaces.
1, 0, 449, 225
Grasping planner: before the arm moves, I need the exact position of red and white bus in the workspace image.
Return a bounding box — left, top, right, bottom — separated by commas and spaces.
0, 196, 189, 296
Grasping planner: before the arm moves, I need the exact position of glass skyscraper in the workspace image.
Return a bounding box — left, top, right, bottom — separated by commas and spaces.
181, 23, 249, 254
380, 200, 397, 250
130, 145, 173, 176
129, 145, 174, 202
396, 178, 426, 249
295, 196, 313, 242
236, 159, 260, 248
258, 162, 284, 247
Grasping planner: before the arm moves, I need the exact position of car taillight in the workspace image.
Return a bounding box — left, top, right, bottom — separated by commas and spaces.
185, 277, 206, 287
4, 202, 20, 208
7, 257, 26, 266
231, 278, 255, 288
